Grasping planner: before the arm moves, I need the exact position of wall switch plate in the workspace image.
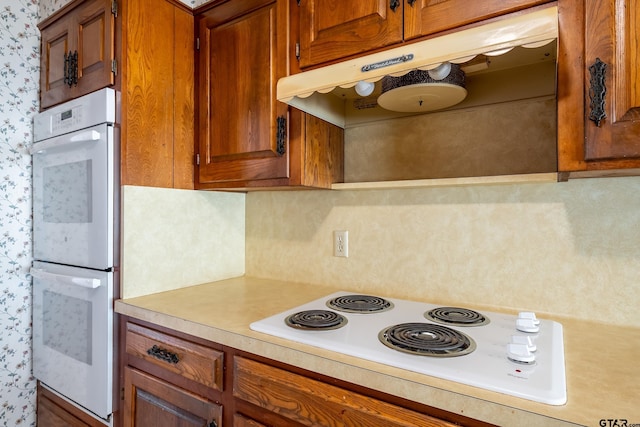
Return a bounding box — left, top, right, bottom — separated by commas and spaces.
333, 230, 348, 257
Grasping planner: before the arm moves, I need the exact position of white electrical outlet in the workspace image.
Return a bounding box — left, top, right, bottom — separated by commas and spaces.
333, 230, 348, 257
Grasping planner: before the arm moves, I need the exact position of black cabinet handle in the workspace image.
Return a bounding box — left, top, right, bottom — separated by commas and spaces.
146, 345, 179, 364
276, 115, 286, 156
407, 0, 417, 6
390, 0, 400, 12
588, 58, 607, 127
64, 50, 78, 88
63, 51, 71, 87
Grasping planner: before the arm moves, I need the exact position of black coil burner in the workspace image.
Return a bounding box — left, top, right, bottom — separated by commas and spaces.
326, 294, 394, 313
285, 310, 347, 330
424, 307, 490, 327
378, 323, 476, 357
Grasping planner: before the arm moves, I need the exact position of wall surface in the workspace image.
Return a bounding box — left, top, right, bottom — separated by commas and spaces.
0, 1, 40, 426
245, 177, 640, 327
121, 186, 245, 299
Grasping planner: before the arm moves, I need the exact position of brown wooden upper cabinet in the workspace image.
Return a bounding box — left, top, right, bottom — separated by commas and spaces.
297, 0, 552, 69
196, 0, 343, 189
583, 0, 640, 163
39, 0, 115, 109
557, 0, 640, 176
39, 0, 195, 189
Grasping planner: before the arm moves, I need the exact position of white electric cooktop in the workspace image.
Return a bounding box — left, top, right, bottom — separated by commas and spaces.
250, 291, 567, 405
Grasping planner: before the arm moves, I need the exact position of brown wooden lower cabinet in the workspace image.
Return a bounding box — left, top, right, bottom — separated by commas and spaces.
37, 383, 107, 427
123, 367, 222, 427
121, 318, 495, 427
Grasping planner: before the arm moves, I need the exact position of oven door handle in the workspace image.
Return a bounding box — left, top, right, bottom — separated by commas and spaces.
30, 268, 102, 289
30, 130, 102, 154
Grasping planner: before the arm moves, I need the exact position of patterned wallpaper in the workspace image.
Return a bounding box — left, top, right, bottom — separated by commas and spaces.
0, 0, 40, 426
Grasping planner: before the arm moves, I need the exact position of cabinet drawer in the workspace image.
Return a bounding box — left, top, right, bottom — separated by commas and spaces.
126, 322, 223, 392
233, 356, 459, 427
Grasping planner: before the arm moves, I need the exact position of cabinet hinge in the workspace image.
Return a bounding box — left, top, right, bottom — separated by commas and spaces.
195, 153, 200, 166
111, 0, 118, 17
295, 42, 300, 61
196, 37, 200, 51
111, 59, 118, 76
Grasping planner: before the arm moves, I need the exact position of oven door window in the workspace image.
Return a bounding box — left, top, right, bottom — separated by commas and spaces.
43, 160, 93, 224
42, 290, 93, 364
32, 123, 114, 270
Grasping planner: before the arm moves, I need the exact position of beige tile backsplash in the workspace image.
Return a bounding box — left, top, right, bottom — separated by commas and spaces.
120, 177, 639, 327
121, 186, 245, 299
245, 177, 640, 327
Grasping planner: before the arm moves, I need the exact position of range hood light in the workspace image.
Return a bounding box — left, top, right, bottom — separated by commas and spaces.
354, 81, 375, 97
427, 62, 452, 80
377, 65, 467, 113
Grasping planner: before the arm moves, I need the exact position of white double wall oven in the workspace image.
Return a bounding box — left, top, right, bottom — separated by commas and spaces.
31, 88, 118, 425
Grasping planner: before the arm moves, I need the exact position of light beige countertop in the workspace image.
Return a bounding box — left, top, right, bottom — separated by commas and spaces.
115, 276, 639, 427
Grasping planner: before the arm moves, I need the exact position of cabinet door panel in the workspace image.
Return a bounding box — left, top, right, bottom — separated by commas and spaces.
74, 0, 115, 96
299, 0, 403, 68
209, 9, 274, 158
584, 0, 640, 160
197, 0, 290, 184
123, 367, 222, 427
40, 19, 71, 108
404, 0, 552, 40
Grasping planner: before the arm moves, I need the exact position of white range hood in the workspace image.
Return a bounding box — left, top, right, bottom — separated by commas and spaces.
277, 6, 558, 128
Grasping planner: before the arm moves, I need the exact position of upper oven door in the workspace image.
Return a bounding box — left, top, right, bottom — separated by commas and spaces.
32, 123, 114, 270
31, 261, 114, 420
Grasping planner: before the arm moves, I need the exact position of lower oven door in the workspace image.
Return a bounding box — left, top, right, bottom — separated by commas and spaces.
31, 261, 113, 420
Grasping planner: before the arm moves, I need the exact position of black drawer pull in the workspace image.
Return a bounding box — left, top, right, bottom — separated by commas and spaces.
147, 345, 180, 364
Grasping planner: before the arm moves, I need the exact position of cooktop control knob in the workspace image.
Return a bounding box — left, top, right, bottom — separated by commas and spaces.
511, 335, 537, 352
507, 342, 536, 364
516, 311, 540, 333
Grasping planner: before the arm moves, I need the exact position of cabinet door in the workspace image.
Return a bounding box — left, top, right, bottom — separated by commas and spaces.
298, 0, 403, 69
403, 0, 551, 40
197, 0, 290, 185
584, 0, 640, 161
123, 367, 222, 427
72, 0, 115, 100
40, 16, 72, 109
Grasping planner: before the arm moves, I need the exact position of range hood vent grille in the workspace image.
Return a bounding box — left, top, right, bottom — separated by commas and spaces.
277, 6, 558, 128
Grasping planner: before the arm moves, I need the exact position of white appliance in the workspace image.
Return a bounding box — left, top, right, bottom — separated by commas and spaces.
31, 88, 118, 425
250, 291, 567, 406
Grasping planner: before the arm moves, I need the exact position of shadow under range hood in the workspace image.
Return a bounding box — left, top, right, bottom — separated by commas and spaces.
277, 6, 558, 129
